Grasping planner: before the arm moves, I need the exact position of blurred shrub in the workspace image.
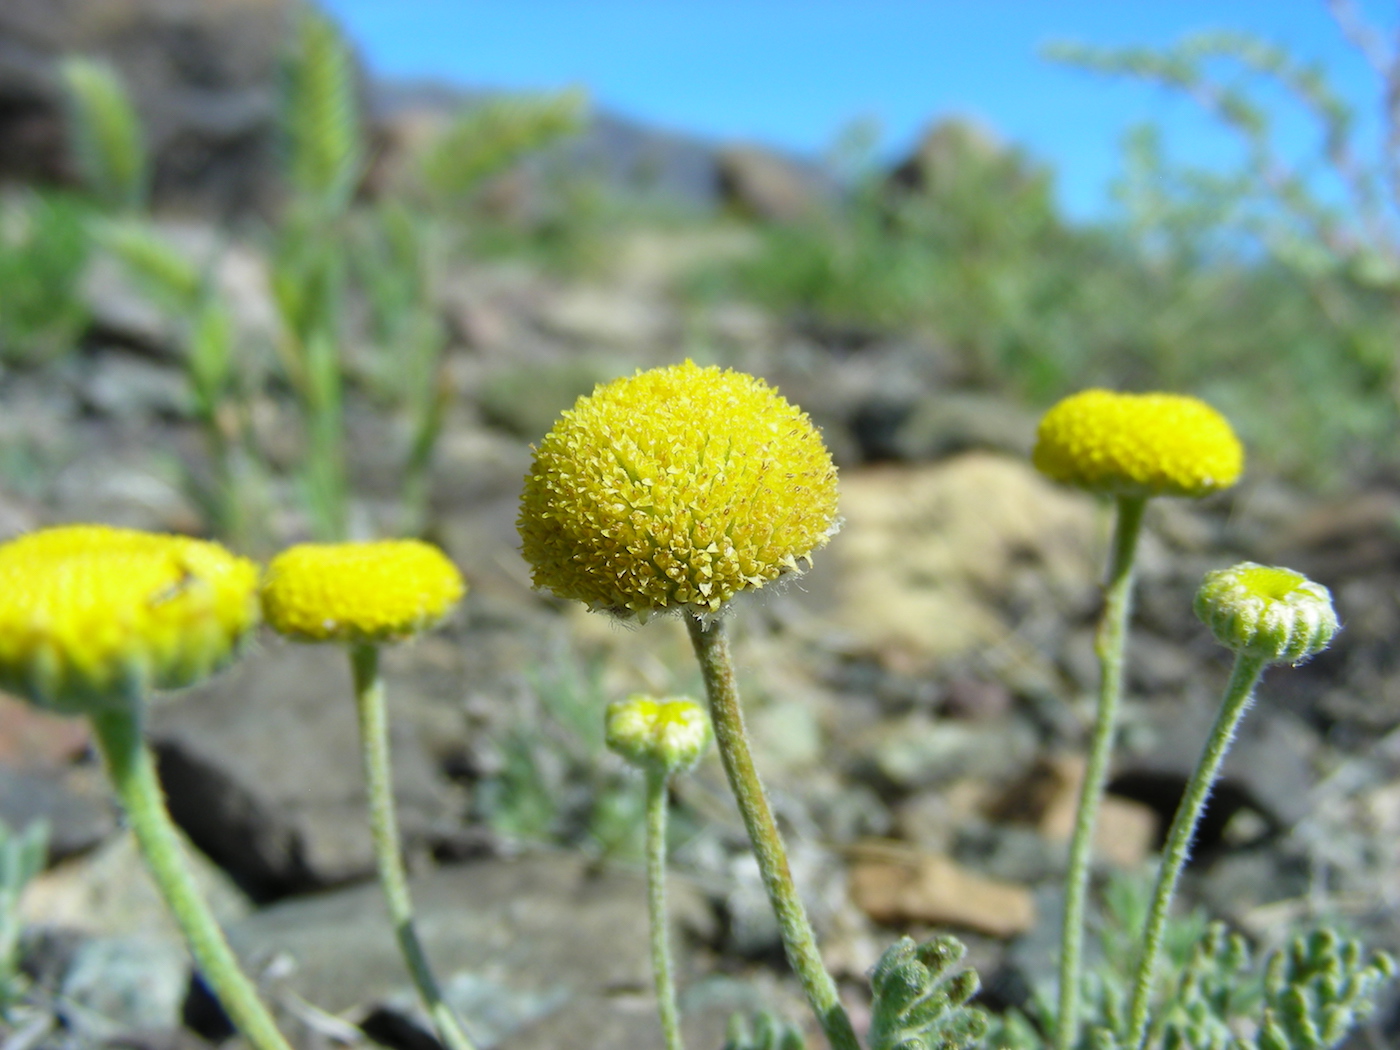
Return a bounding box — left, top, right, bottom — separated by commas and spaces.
702, 107, 1400, 484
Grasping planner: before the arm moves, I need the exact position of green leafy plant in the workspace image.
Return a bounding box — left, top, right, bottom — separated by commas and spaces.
60, 57, 147, 213
867, 936, 990, 1050
723, 1011, 808, 1050
0, 191, 91, 364
0, 818, 47, 1021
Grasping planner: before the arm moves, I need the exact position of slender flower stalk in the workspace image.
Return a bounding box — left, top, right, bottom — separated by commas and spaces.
1124, 563, 1338, 1049
643, 766, 684, 1050
1032, 389, 1244, 1050
687, 614, 860, 1050
261, 538, 475, 1050
1056, 494, 1145, 1050
92, 706, 293, 1050
1122, 652, 1266, 1048
351, 643, 478, 1050
605, 694, 711, 1050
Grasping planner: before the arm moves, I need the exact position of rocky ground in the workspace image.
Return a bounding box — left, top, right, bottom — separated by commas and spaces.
0, 223, 1398, 1050
3, 2, 1400, 1049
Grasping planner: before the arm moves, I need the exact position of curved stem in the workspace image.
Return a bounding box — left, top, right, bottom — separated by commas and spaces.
1056, 494, 1147, 1050
350, 643, 480, 1050
645, 768, 685, 1050
685, 613, 860, 1050
1124, 653, 1268, 1050
89, 709, 293, 1050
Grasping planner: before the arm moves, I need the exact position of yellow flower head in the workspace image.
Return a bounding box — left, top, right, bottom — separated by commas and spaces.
261, 539, 465, 644
517, 360, 839, 617
1032, 389, 1243, 498
0, 524, 260, 714
605, 695, 711, 775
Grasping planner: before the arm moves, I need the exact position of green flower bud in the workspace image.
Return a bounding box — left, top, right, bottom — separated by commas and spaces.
1194, 562, 1338, 665
605, 695, 711, 775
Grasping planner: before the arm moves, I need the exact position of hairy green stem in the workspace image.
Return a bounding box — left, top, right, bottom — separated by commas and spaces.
89, 708, 293, 1050
1124, 652, 1268, 1049
686, 613, 860, 1050
350, 643, 480, 1050
1056, 494, 1147, 1050
645, 767, 686, 1050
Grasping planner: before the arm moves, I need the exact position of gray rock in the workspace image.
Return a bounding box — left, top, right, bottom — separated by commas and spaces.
0, 763, 114, 861
147, 640, 464, 898
0, 0, 301, 216
229, 853, 738, 1050
716, 144, 827, 223
862, 714, 1040, 793
75, 350, 192, 420
60, 934, 190, 1037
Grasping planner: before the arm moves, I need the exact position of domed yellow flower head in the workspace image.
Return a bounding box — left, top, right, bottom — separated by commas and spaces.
1033, 389, 1243, 499
518, 360, 839, 617
261, 539, 465, 644
0, 524, 260, 714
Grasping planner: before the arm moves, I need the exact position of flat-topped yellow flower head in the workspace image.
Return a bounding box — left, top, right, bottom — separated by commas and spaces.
1033, 389, 1243, 499
0, 524, 260, 714
261, 539, 465, 644
518, 360, 839, 618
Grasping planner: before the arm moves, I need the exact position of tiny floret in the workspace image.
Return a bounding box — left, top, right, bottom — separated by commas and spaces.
1195, 562, 1338, 664
261, 540, 465, 644
0, 524, 260, 714
605, 695, 711, 775
1033, 389, 1243, 498
517, 360, 839, 617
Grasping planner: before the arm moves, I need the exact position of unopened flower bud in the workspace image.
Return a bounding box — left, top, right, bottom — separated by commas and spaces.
605, 695, 711, 775
1194, 562, 1338, 664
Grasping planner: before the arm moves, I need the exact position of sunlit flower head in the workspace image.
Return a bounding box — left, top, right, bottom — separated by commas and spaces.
1033, 389, 1243, 499
518, 360, 839, 618
261, 539, 465, 644
0, 524, 260, 714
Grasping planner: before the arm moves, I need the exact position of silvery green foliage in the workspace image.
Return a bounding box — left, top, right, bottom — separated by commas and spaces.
723, 1011, 807, 1050
0, 819, 48, 1019
1097, 923, 1396, 1050
867, 936, 990, 1050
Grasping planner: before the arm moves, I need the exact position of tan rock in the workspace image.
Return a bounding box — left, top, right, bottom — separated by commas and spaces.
847, 841, 1036, 938
994, 755, 1159, 869
831, 455, 1099, 679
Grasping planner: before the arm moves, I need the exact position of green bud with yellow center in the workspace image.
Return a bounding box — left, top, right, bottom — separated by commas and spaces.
517, 360, 839, 619
1194, 562, 1338, 664
605, 695, 711, 775
0, 524, 260, 714
261, 540, 465, 644
1033, 389, 1244, 499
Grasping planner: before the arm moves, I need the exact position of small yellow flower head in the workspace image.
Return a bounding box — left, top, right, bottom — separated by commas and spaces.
518, 360, 839, 618
0, 524, 260, 714
1195, 562, 1338, 665
1033, 389, 1243, 498
261, 540, 465, 644
605, 695, 711, 775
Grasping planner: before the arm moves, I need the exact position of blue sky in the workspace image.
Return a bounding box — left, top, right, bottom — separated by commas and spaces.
321, 1, 1387, 220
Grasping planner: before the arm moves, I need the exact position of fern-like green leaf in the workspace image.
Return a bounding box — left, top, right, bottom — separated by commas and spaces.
723, 1011, 807, 1050
868, 936, 990, 1050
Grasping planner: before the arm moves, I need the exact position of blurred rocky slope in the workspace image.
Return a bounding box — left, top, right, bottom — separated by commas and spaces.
2, 3, 1399, 1049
